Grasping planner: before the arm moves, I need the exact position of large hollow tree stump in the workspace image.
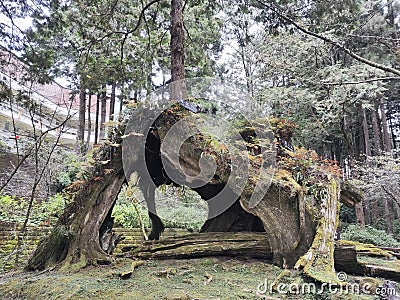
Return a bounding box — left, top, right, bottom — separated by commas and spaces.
27, 104, 362, 285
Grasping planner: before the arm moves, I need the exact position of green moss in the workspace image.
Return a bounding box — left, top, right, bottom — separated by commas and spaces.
295, 177, 342, 284
338, 240, 393, 258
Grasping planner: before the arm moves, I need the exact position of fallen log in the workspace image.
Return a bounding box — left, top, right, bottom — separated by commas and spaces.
123, 232, 272, 260
118, 232, 400, 282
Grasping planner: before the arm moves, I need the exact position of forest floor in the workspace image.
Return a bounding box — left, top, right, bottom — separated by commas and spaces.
0, 256, 392, 300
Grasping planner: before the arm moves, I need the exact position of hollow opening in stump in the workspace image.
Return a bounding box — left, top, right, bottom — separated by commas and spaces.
100, 127, 266, 256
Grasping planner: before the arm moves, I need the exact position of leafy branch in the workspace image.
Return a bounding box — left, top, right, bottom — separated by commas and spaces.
254, 0, 400, 77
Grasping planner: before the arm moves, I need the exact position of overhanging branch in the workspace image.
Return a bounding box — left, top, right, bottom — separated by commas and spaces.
382, 185, 400, 208
255, 0, 400, 78
321, 77, 400, 86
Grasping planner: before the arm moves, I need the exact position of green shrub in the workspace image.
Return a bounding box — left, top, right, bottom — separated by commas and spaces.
0, 192, 69, 226
0, 194, 22, 221
112, 203, 150, 228
0, 140, 9, 154
158, 204, 206, 231
34, 193, 68, 224
112, 184, 206, 231
342, 224, 400, 247
54, 153, 81, 191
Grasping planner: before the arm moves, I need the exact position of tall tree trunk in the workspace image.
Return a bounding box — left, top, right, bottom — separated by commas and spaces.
362, 107, 371, 157
354, 105, 364, 158
77, 89, 86, 153
371, 103, 382, 155
371, 199, 379, 227
388, 105, 397, 149
100, 89, 107, 140
363, 202, 370, 225
341, 113, 354, 158
170, 0, 186, 99
110, 83, 116, 121
355, 202, 365, 229
119, 84, 124, 117
384, 198, 394, 234
86, 93, 92, 145
380, 99, 392, 152
95, 93, 100, 145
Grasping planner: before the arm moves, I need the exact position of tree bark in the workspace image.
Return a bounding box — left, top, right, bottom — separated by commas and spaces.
129, 232, 272, 260
380, 99, 392, 152
100, 89, 107, 140
362, 107, 371, 157
86, 93, 92, 145
371, 103, 382, 155
95, 93, 100, 144
26, 143, 125, 270
355, 202, 365, 229
110, 82, 116, 121
77, 89, 86, 153
170, 0, 186, 100
384, 198, 394, 234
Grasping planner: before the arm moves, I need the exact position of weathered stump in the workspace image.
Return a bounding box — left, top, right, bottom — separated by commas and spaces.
26, 144, 126, 270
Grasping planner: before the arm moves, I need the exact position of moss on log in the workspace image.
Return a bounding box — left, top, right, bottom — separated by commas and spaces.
126, 232, 272, 260
335, 240, 400, 282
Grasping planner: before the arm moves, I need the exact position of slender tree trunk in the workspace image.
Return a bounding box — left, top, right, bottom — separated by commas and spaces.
354, 105, 364, 158
100, 89, 107, 140
95, 93, 100, 145
110, 83, 116, 121
170, 0, 186, 99
371, 199, 379, 227
342, 113, 354, 158
396, 201, 400, 221
362, 107, 371, 157
119, 84, 124, 117
380, 99, 392, 152
77, 89, 86, 153
86, 93, 92, 145
384, 198, 394, 234
363, 202, 370, 225
371, 103, 382, 155
388, 105, 397, 149
355, 202, 365, 229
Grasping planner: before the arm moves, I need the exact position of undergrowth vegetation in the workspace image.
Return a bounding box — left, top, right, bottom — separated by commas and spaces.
112, 184, 207, 231
342, 224, 400, 247
0, 192, 69, 226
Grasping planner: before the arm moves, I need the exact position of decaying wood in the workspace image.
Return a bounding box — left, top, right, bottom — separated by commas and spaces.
294, 177, 340, 283
334, 244, 364, 274
124, 232, 272, 260
26, 105, 364, 283
26, 142, 126, 270
334, 241, 400, 282
120, 232, 400, 282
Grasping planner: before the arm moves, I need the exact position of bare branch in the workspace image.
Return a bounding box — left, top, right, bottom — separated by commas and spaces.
254, 0, 400, 78
349, 34, 400, 42
382, 185, 400, 208
0, 114, 73, 193
321, 77, 400, 86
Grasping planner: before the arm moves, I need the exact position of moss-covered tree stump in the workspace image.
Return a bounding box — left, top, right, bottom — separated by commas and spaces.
26, 105, 364, 285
